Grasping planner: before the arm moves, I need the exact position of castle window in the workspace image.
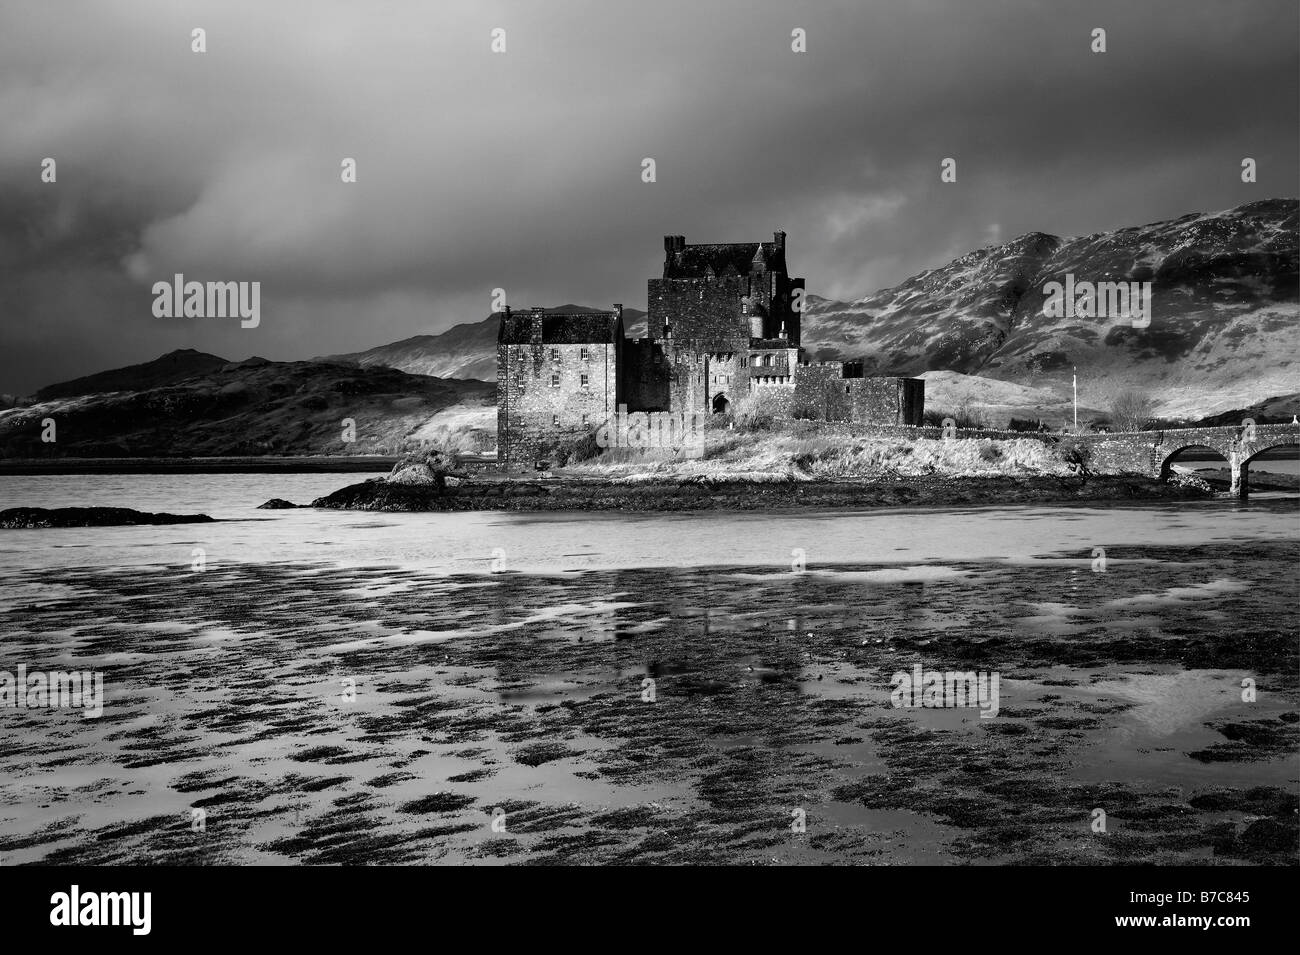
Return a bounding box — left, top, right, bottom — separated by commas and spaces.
551, 374, 560, 387
580, 373, 589, 388
580, 347, 589, 360
552, 415, 559, 426
582, 414, 589, 425
845, 385, 851, 394
550, 348, 559, 360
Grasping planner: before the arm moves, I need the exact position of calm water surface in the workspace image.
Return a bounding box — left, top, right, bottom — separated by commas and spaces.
1, 472, 1297, 574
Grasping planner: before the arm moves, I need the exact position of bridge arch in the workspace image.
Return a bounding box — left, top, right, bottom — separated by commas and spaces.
1158, 443, 1231, 481
1241, 435, 1300, 465
1238, 436, 1300, 497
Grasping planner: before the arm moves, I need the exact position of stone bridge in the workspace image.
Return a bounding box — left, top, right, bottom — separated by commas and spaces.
770, 419, 1300, 498
1077, 423, 1300, 498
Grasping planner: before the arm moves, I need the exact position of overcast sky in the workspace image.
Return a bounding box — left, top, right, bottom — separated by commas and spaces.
1, 0, 1296, 395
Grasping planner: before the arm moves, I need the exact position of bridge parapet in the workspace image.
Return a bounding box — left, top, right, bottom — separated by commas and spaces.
762, 420, 1298, 497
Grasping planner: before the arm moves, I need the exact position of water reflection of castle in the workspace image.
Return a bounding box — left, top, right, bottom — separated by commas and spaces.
496, 231, 924, 464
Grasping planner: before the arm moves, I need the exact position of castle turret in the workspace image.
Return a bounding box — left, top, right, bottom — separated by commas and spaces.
742, 296, 765, 339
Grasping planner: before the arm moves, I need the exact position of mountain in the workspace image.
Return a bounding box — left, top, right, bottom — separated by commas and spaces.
0, 357, 495, 458
1191, 392, 1300, 427
34, 348, 231, 401
319, 315, 499, 381
13, 201, 1292, 446
320, 305, 648, 381
321, 201, 1294, 420
803, 198, 1299, 419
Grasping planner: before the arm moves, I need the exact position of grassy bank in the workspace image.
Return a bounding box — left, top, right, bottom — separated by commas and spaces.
564, 431, 1078, 483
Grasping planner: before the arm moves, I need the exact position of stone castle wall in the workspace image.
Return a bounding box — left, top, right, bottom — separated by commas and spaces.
497, 340, 619, 464
622, 339, 671, 412
648, 276, 751, 348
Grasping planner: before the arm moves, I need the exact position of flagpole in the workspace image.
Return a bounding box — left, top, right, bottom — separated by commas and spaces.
1073, 367, 1078, 432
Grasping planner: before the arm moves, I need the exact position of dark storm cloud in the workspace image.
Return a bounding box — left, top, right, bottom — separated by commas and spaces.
1, 0, 1296, 394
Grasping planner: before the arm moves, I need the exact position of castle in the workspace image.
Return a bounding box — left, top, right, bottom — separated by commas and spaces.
496, 231, 924, 465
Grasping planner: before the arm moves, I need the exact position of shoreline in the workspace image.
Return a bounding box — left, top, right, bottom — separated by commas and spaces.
310, 474, 1222, 512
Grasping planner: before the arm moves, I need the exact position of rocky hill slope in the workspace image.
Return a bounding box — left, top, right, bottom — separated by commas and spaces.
802, 198, 1298, 418
33, 348, 230, 402
8, 201, 1293, 451
320, 201, 1295, 420
0, 355, 495, 457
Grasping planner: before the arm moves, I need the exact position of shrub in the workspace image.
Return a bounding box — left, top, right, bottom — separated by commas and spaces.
1053, 436, 1093, 478
730, 397, 773, 431
535, 430, 601, 467
1109, 390, 1157, 432
926, 400, 986, 430
1008, 417, 1045, 432
922, 409, 947, 427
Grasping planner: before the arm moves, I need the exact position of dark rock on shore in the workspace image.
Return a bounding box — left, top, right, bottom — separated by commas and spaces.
257, 498, 301, 509
311, 475, 1214, 512
0, 506, 215, 528
385, 448, 468, 487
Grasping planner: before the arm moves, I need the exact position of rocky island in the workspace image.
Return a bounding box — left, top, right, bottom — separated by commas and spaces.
0, 506, 215, 529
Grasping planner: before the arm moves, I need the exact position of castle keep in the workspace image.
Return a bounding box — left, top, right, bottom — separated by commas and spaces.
497, 232, 923, 465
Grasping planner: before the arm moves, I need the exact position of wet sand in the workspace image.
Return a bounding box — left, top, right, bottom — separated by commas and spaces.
1, 536, 1295, 865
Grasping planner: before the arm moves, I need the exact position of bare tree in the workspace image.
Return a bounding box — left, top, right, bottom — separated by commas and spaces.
1109, 390, 1157, 432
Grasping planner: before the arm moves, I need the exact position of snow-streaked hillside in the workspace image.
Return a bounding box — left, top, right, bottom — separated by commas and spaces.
804, 199, 1298, 418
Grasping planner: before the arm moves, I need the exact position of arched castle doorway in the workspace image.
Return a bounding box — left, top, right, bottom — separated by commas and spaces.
712, 394, 730, 415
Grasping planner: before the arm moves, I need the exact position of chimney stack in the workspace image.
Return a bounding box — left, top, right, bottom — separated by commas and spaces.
774, 230, 786, 251
529, 306, 544, 343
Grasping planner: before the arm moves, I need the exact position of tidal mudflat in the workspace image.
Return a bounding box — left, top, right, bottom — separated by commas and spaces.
1, 526, 1295, 865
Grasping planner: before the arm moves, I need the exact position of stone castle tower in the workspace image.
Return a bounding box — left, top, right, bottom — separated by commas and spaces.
645, 232, 805, 415
496, 231, 923, 465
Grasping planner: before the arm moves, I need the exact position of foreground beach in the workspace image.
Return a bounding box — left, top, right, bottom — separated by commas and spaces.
1, 506, 1295, 865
